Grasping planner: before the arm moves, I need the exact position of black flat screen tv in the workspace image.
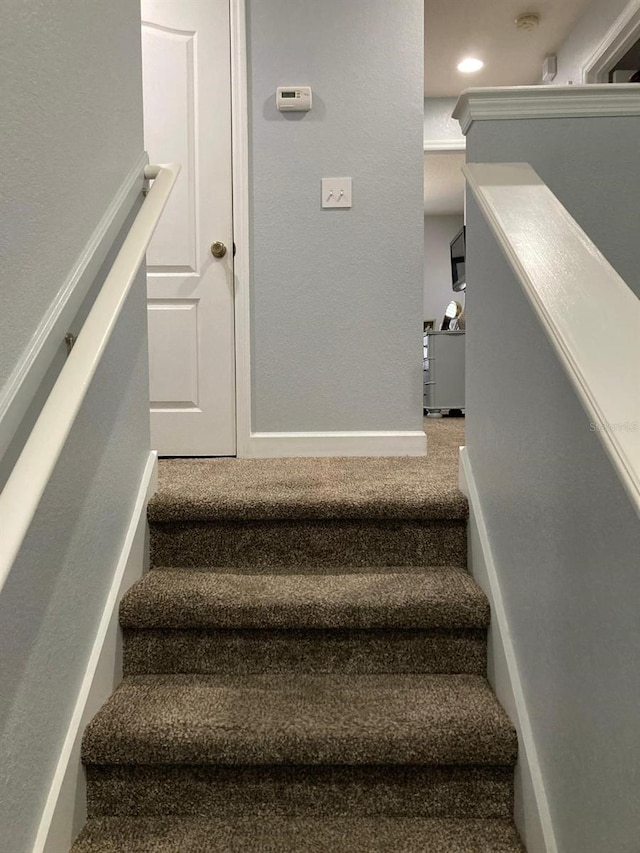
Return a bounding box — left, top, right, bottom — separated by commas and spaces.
450, 226, 466, 292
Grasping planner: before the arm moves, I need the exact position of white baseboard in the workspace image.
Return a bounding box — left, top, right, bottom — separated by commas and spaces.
458, 447, 557, 853
243, 430, 427, 458
33, 451, 158, 853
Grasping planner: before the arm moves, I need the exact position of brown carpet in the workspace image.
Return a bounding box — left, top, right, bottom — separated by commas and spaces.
73, 816, 524, 852
73, 414, 525, 852
148, 418, 466, 524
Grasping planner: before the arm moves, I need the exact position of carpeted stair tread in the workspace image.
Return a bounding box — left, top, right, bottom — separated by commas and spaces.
120, 569, 490, 630
71, 815, 525, 852
82, 673, 517, 766
148, 456, 468, 523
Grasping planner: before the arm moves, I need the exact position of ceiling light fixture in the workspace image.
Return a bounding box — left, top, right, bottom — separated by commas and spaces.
457, 57, 484, 73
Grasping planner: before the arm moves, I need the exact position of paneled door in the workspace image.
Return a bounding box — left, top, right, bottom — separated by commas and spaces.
141, 0, 235, 456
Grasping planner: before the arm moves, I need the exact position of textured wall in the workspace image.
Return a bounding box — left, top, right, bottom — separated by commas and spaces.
247, 0, 424, 432
0, 0, 144, 389
553, 0, 634, 84
466, 115, 640, 296
423, 97, 465, 142
0, 2, 147, 850
423, 214, 464, 322
0, 279, 150, 853
465, 193, 640, 852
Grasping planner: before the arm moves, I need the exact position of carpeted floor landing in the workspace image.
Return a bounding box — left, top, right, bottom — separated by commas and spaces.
73, 417, 526, 852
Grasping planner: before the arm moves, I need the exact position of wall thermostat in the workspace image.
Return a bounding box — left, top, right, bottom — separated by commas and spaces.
276, 86, 312, 112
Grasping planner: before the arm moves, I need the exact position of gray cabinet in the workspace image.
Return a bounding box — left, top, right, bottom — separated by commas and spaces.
423, 330, 465, 414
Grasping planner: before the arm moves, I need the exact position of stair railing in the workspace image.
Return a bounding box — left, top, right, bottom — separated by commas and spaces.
463, 162, 640, 518
0, 163, 180, 591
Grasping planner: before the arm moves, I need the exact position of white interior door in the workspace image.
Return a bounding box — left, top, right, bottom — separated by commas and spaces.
141, 0, 235, 456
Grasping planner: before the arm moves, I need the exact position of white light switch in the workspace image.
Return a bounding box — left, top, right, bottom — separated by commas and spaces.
322, 177, 352, 208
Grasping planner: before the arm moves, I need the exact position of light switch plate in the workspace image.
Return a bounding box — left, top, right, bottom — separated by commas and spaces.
322, 177, 352, 208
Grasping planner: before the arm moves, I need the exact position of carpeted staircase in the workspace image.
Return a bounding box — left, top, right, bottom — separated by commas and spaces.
72, 428, 525, 851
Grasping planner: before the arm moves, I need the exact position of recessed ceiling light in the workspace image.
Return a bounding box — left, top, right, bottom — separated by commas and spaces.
457, 57, 484, 73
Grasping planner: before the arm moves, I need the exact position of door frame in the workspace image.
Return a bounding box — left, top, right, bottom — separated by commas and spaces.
581, 0, 640, 83
230, 0, 252, 457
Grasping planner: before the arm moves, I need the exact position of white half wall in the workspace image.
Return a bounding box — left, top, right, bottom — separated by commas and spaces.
463, 191, 640, 852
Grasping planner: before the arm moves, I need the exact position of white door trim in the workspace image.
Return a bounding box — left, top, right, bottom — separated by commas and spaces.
581, 0, 640, 83
230, 0, 252, 458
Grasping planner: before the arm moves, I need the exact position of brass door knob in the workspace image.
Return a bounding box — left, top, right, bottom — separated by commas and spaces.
210, 241, 227, 258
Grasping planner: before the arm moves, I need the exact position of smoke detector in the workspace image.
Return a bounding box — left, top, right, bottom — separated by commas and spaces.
516, 13, 540, 31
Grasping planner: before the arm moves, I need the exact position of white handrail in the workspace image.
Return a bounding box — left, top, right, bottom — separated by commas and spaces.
463, 162, 640, 518
0, 163, 180, 591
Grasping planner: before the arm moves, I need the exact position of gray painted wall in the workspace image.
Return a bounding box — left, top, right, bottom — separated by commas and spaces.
424, 97, 465, 142
247, 0, 424, 432
423, 214, 464, 322
466, 115, 640, 296
0, 0, 144, 389
0, 2, 147, 850
465, 193, 640, 852
553, 0, 633, 84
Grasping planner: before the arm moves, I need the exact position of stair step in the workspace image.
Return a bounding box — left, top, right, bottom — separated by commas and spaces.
72, 816, 525, 852
120, 570, 490, 630
150, 518, 467, 570
148, 456, 469, 524
86, 764, 515, 819
121, 570, 488, 676
82, 673, 517, 767
123, 626, 487, 676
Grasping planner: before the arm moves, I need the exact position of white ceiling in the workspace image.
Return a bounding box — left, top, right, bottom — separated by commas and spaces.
424, 0, 592, 97
423, 0, 592, 215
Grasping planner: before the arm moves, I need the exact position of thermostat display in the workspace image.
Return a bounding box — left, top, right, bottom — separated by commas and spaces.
276, 86, 312, 112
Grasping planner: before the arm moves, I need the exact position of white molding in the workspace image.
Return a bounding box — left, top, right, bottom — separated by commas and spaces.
244, 430, 427, 458
582, 1, 640, 83
230, 0, 252, 458
423, 138, 466, 151
462, 162, 640, 518
0, 152, 148, 463
0, 164, 178, 591
459, 447, 557, 853
33, 451, 157, 853
452, 84, 640, 134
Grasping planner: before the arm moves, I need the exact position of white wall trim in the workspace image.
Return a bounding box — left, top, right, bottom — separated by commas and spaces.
0, 152, 148, 463
230, 0, 252, 458
423, 138, 466, 151
244, 430, 427, 458
582, 0, 640, 83
452, 84, 640, 134
459, 447, 557, 853
33, 451, 157, 853
462, 162, 640, 517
